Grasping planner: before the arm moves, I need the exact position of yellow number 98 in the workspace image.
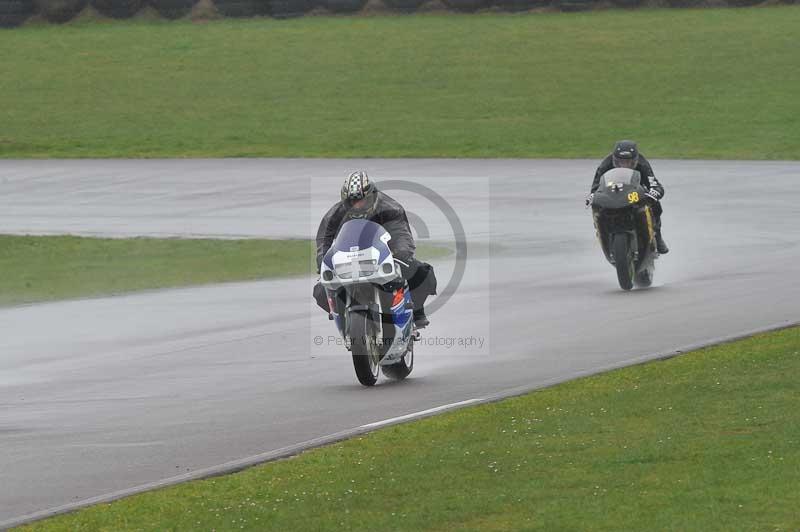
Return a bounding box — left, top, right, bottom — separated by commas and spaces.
628, 192, 640, 204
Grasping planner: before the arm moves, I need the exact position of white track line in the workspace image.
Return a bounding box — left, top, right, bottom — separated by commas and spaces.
359, 398, 484, 430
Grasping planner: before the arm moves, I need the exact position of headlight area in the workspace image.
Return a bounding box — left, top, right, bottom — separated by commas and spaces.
334, 259, 378, 279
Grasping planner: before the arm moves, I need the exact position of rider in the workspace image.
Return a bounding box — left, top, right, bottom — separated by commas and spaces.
588, 140, 669, 254
314, 171, 437, 329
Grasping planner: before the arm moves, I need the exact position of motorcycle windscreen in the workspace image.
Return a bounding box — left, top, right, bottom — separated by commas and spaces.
324, 219, 391, 270
599, 168, 642, 189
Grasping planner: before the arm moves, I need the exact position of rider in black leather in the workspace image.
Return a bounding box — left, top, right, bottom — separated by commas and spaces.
589, 140, 669, 254
314, 171, 436, 329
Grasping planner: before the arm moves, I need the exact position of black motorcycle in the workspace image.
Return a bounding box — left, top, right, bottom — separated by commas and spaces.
590, 168, 659, 291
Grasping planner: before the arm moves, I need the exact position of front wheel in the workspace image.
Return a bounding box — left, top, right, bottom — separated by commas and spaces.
613, 235, 635, 291
349, 311, 381, 386
382, 341, 414, 381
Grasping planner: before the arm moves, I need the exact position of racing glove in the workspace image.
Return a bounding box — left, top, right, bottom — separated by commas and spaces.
645, 189, 662, 202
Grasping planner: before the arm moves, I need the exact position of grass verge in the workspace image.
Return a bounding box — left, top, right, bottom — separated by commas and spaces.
0, 235, 451, 307
23, 327, 800, 530
1, 8, 799, 159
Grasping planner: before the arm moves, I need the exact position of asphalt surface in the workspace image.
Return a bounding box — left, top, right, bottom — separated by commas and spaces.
1, 159, 799, 525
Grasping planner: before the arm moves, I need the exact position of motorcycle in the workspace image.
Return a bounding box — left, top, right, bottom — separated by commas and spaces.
590, 168, 659, 291
320, 219, 417, 386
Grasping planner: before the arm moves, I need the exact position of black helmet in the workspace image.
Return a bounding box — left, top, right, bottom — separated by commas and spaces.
612, 140, 639, 170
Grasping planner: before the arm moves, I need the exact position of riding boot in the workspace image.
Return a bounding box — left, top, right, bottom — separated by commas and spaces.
654, 216, 669, 254
400, 258, 437, 329
412, 308, 429, 329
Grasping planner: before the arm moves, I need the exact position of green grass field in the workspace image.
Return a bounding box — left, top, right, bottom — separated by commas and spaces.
2, 7, 799, 159
0, 235, 450, 307
0, 235, 314, 306
23, 326, 800, 530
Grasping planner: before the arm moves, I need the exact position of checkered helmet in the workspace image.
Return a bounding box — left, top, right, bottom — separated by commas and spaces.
341, 171, 374, 202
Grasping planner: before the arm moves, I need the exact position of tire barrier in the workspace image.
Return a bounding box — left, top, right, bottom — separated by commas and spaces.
1, 0, 783, 28
441, 0, 487, 11
666, 0, 702, 7
0, 0, 34, 27
557, 0, 593, 10
91, 0, 145, 17
381, 0, 426, 10
494, 0, 549, 11
269, 0, 313, 17
323, 0, 366, 12
36, 0, 87, 21
150, 0, 197, 18
214, 0, 267, 16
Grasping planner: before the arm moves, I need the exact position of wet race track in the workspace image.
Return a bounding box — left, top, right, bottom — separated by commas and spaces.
1, 159, 799, 525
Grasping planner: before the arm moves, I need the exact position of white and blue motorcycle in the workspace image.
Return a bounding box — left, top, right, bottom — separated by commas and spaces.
320, 219, 417, 386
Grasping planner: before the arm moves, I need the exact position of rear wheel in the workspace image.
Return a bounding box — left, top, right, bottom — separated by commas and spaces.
350, 312, 380, 387
382, 341, 414, 381
613, 235, 635, 291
